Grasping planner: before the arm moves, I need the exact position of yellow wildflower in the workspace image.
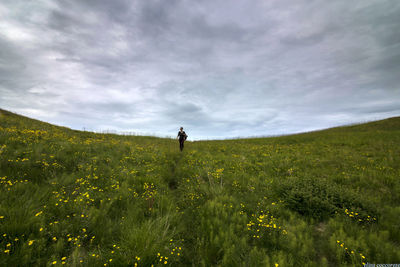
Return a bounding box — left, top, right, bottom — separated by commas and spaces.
35, 211, 43, 217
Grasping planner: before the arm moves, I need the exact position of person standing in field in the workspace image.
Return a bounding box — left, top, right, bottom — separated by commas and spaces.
177, 127, 188, 151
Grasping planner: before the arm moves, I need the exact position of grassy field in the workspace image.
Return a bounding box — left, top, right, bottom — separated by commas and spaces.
1, 108, 399, 266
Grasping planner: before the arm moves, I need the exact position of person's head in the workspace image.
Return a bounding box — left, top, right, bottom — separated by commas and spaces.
180, 127, 183, 131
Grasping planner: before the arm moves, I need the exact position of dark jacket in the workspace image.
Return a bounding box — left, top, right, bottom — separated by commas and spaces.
177, 131, 187, 141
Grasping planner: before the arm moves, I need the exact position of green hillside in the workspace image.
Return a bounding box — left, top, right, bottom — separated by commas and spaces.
1, 108, 399, 266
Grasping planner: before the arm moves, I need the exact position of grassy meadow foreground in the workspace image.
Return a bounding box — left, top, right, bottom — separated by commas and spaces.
1, 109, 400, 266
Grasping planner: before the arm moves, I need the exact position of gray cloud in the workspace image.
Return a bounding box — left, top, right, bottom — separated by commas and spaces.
0, 0, 399, 140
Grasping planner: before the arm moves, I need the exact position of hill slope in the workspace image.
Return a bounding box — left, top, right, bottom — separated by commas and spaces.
1, 109, 400, 266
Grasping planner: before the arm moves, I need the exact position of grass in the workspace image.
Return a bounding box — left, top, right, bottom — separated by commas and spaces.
1, 108, 399, 266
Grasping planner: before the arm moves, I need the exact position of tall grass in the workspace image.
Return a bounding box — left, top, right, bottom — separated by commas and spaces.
1, 109, 400, 266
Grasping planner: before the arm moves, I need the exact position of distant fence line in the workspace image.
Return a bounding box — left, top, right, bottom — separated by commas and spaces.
82, 128, 175, 139
84, 128, 290, 141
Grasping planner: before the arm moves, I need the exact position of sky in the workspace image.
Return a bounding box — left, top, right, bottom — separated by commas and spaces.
1, 0, 399, 140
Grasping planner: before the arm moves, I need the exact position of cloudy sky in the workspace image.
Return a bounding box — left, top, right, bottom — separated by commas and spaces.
1, 0, 399, 140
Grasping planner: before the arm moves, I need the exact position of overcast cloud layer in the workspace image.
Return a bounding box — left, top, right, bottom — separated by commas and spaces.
1, 0, 400, 139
